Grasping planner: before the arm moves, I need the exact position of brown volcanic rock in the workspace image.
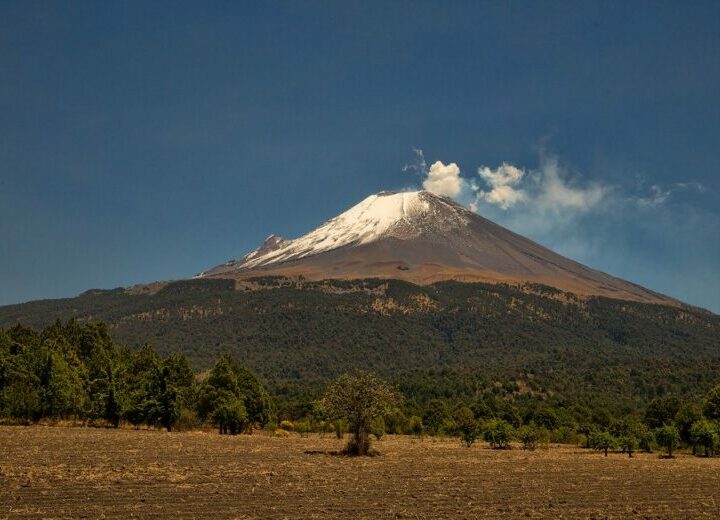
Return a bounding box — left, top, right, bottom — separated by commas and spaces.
198, 191, 676, 305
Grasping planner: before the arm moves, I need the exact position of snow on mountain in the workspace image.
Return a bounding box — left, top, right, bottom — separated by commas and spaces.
197, 190, 677, 306
202, 191, 469, 276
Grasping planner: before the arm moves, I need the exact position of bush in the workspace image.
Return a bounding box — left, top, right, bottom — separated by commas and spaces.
483, 418, 514, 449
279, 420, 295, 431
174, 408, 201, 432
517, 424, 540, 450
294, 420, 310, 436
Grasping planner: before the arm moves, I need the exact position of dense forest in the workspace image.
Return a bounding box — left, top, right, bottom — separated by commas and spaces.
2, 319, 720, 457
1, 277, 718, 417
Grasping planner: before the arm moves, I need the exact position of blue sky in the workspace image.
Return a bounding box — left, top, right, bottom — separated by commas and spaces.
1, 1, 719, 312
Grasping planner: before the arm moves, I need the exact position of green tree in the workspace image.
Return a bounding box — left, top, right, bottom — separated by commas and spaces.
589, 431, 616, 457
38, 351, 86, 418
636, 423, 654, 453
318, 372, 400, 455
454, 406, 480, 447
197, 354, 272, 433
689, 419, 718, 457
655, 425, 681, 458
618, 435, 638, 458
529, 406, 559, 431
423, 399, 450, 435
674, 404, 703, 448
703, 385, 720, 421
212, 396, 249, 434
645, 396, 681, 429
483, 418, 514, 449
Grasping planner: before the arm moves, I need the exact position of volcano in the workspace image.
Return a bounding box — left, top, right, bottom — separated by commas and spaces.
197, 190, 675, 305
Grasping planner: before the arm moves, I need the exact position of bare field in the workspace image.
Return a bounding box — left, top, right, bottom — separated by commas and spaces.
1, 427, 719, 519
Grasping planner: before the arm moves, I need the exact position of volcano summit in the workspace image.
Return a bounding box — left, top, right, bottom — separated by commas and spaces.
198, 190, 675, 305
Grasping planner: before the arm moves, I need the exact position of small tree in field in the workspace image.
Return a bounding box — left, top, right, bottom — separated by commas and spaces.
454, 406, 480, 447
319, 372, 400, 456
618, 435, 638, 458
589, 431, 615, 456
655, 425, 681, 458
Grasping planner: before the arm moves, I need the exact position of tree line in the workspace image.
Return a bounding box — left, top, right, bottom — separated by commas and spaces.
2, 320, 720, 458
0, 320, 271, 433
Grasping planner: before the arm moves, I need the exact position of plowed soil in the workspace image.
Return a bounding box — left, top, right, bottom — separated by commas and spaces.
1, 426, 719, 519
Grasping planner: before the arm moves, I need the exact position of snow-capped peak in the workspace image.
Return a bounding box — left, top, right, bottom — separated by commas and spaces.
201, 190, 472, 276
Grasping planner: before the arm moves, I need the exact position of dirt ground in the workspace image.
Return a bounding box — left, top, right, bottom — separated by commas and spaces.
1, 426, 719, 519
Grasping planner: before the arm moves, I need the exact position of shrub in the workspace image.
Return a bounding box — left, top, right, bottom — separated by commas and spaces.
174, 408, 201, 432
483, 418, 514, 449
517, 424, 540, 450
279, 420, 295, 431
294, 420, 310, 437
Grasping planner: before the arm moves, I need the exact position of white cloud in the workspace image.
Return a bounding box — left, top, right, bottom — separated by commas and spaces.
535, 156, 606, 211
479, 162, 525, 187
423, 160, 464, 197
473, 155, 608, 213
635, 181, 704, 208
479, 185, 526, 209
476, 163, 526, 209
636, 185, 670, 208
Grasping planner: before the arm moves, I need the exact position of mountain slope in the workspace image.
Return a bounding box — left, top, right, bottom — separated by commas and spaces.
198, 191, 676, 305
1, 278, 717, 409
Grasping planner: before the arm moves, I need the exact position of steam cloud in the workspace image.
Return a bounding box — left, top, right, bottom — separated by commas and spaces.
423, 161, 464, 197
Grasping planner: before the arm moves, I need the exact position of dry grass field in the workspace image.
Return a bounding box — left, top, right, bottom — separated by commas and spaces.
1, 426, 719, 519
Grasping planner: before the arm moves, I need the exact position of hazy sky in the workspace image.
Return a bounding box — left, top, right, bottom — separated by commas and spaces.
1, 1, 719, 312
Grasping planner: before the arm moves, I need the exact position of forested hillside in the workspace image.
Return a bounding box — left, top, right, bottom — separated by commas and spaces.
1, 277, 718, 413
